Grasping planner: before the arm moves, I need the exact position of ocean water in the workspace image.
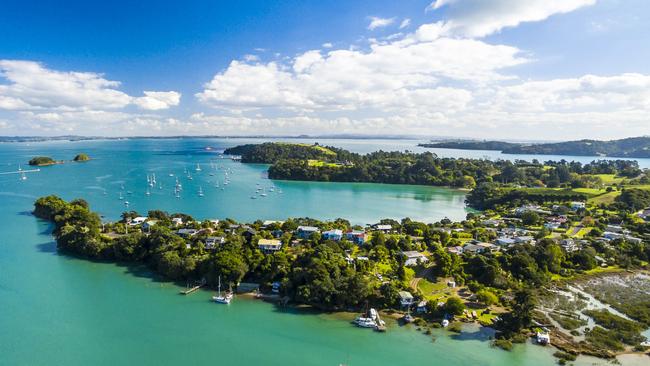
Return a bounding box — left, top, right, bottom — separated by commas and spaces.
0, 138, 647, 366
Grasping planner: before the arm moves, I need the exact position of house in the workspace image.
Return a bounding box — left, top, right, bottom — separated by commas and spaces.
463, 243, 484, 254
209, 219, 220, 227
481, 219, 502, 227
322, 229, 343, 241
446, 246, 463, 255
560, 239, 578, 252
398, 291, 414, 307
205, 236, 225, 250
401, 251, 429, 266
258, 238, 282, 253
605, 225, 624, 233
271, 281, 281, 294
636, 208, 650, 221
142, 220, 158, 230
544, 222, 561, 230
514, 236, 535, 245
171, 217, 184, 226
416, 300, 428, 313
571, 201, 586, 210
177, 228, 199, 237
477, 242, 499, 253
296, 226, 320, 239
129, 216, 148, 226
495, 237, 516, 246
372, 224, 392, 233
345, 230, 366, 245
602, 231, 624, 241
242, 227, 257, 242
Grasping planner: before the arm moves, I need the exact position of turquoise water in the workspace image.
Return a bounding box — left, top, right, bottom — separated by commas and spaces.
1, 138, 648, 366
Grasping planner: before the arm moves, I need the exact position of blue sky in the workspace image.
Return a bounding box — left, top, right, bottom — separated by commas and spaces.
0, 0, 649, 139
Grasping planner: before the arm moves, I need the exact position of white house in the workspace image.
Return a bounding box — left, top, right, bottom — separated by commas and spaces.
172, 217, 184, 226
205, 236, 225, 250
398, 291, 414, 307
129, 216, 148, 226
401, 251, 429, 266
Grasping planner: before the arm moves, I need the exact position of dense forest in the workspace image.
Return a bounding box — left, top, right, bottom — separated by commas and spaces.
225, 143, 645, 203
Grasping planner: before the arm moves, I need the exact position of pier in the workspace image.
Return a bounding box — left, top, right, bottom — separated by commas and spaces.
180, 282, 205, 295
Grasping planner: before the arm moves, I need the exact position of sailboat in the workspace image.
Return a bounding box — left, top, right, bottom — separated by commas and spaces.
145, 188, 151, 196
118, 192, 124, 200
152, 173, 156, 185
195, 163, 201, 172
212, 276, 233, 304
198, 186, 204, 197
20, 171, 27, 181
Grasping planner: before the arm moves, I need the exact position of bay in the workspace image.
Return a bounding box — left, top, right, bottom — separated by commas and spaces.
1, 138, 648, 366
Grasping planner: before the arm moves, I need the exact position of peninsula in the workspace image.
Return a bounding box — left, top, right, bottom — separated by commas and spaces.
419, 136, 650, 158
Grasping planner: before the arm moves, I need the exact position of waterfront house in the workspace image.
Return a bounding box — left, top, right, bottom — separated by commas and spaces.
129, 216, 148, 226
262, 220, 284, 227
322, 229, 343, 241
205, 236, 225, 250
242, 227, 257, 242
416, 300, 428, 313
142, 220, 158, 231
372, 224, 392, 233
172, 217, 183, 227
398, 291, 414, 307
258, 238, 282, 253
209, 219, 220, 227
400, 251, 429, 266
296, 226, 320, 239
345, 230, 366, 245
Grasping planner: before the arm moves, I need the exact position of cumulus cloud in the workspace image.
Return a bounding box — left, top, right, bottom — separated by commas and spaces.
427, 0, 596, 38
0, 60, 181, 112
133, 91, 181, 110
367, 16, 395, 30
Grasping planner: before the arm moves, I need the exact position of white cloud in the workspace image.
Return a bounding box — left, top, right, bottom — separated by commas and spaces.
322, 42, 333, 48
399, 18, 411, 29
427, 0, 596, 38
0, 60, 181, 112
133, 91, 181, 110
367, 16, 395, 30
243, 54, 260, 62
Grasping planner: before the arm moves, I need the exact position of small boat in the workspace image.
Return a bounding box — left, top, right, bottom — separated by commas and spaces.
20, 171, 27, 180
145, 189, 151, 196
441, 319, 449, 328
118, 192, 124, 200
250, 196, 257, 199
195, 163, 202, 172
212, 276, 233, 304
124, 201, 130, 207
354, 317, 377, 328
198, 187, 204, 197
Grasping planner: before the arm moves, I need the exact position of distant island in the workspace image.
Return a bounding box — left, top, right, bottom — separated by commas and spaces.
73, 153, 91, 162
419, 136, 650, 158
28, 156, 58, 166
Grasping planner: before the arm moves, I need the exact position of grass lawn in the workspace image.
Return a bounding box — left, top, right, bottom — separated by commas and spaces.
590, 174, 625, 185
307, 159, 342, 168
417, 278, 455, 302
588, 191, 620, 205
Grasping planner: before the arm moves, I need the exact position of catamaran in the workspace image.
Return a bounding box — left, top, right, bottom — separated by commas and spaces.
212, 276, 233, 304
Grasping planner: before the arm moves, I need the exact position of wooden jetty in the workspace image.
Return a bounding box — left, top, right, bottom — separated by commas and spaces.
180, 283, 204, 295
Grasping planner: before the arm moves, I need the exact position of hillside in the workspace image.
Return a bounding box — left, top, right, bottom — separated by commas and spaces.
223, 142, 339, 163
420, 137, 650, 158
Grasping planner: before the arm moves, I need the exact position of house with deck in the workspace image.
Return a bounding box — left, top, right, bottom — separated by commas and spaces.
345, 230, 366, 245
205, 236, 225, 250
258, 238, 282, 253
322, 229, 343, 241
296, 226, 320, 239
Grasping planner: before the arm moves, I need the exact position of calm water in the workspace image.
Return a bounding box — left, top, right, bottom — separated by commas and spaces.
1, 138, 648, 366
